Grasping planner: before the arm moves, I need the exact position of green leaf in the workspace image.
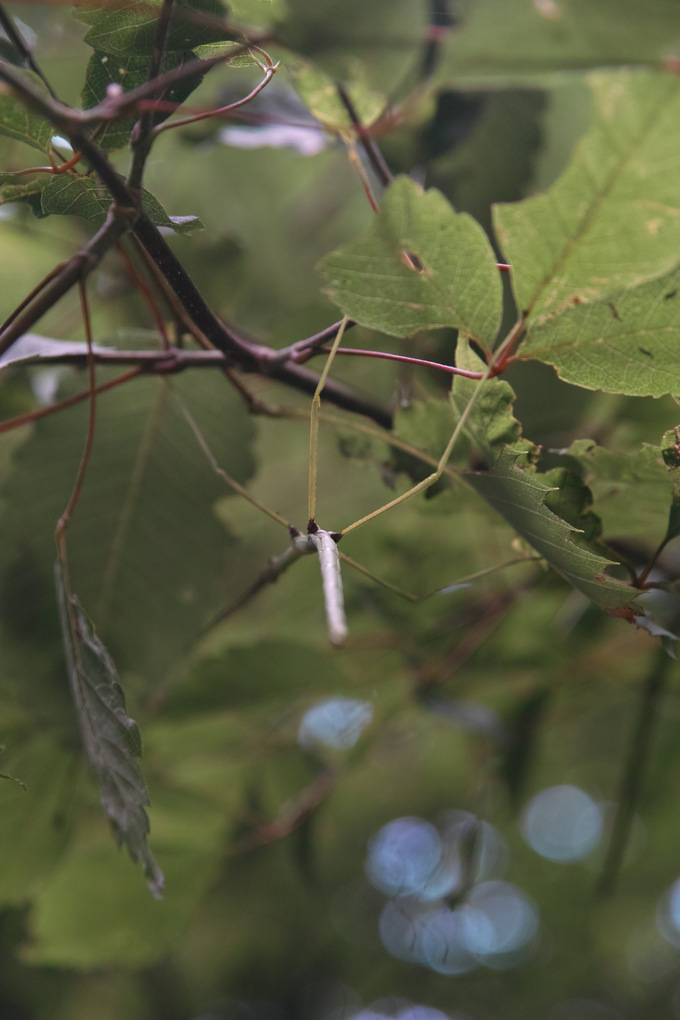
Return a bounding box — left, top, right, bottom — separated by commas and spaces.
191, 40, 257, 65
0, 738, 77, 905
0, 74, 53, 152
465, 448, 637, 610
450, 345, 524, 468
289, 60, 384, 132
23, 771, 240, 966
40, 173, 203, 232
436, 0, 680, 83
23, 709, 250, 966
0, 171, 46, 213
494, 72, 680, 322
81, 47, 223, 152
75, 0, 231, 58
319, 176, 503, 344
275, 0, 426, 92
518, 267, 680, 397
229, 0, 283, 29
0, 370, 256, 682
556, 440, 673, 545
162, 640, 348, 717
56, 565, 164, 898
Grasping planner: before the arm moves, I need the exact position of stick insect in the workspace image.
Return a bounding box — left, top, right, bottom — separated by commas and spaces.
179, 317, 530, 647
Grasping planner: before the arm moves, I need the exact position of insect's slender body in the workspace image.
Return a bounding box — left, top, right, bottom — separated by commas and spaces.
306, 524, 346, 645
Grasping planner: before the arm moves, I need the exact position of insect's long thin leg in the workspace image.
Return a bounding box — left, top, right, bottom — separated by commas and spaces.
308, 315, 350, 525
179, 399, 291, 528
176, 390, 328, 633
338, 551, 543, 603
340, 367, 491, 538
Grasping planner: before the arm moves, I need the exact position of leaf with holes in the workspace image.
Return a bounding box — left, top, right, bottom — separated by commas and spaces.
465, 448, 637, 611
518, 265, 680, 397
319, 176, 502, 344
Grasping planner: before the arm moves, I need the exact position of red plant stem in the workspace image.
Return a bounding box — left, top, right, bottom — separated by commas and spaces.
312, 346, 485, 379
55, 280, 99, 545
12, 147, 83, 177
0, 262, 66, 335
116, 243, 171, 348
152, 61, 278, 135
0, 368, 142, 436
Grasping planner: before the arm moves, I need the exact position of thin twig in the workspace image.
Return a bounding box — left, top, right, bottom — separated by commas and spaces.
0, 4, 58, 98
0, 209, 130, 358
54, 280, 98, 568
335, 81, 392, 189
153, 56, 279, 136
0, 56, 393, 427
128, 0, 176, 188
0, 369, 143, 436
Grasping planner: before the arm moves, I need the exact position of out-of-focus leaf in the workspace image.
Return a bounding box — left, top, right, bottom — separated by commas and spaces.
436, 0, 680, 83
465, 448, 637, 610
191, 40, 257, 64
289, 60, 384, 132
40, 173, 203, 232
161, 640, 348, 717
0, 71, 53, 152
319, 176, 502, 344
275, 0, 426, 92
56, 566, 164, 898
494, 72, 680, 323
0, 737, 77, 905
0, 371, 256, 681
518, 267, 680, 397
229, 0, 283, 29
23, 709, 249, 967
427, 89, 546, 235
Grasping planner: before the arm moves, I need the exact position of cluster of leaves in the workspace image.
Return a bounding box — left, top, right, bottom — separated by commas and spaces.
2, 2, 680, 1019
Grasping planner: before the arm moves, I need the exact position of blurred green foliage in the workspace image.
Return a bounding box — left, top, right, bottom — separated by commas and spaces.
2, 3, 680, 1020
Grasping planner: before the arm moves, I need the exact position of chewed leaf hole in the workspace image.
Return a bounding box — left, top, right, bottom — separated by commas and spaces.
402, 250, 424, 271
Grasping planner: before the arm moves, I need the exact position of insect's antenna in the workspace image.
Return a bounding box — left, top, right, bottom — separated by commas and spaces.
307, 315, 350, 525
176, 395, 291, 528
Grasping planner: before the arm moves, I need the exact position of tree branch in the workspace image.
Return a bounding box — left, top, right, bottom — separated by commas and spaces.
0, 58, 393, 428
